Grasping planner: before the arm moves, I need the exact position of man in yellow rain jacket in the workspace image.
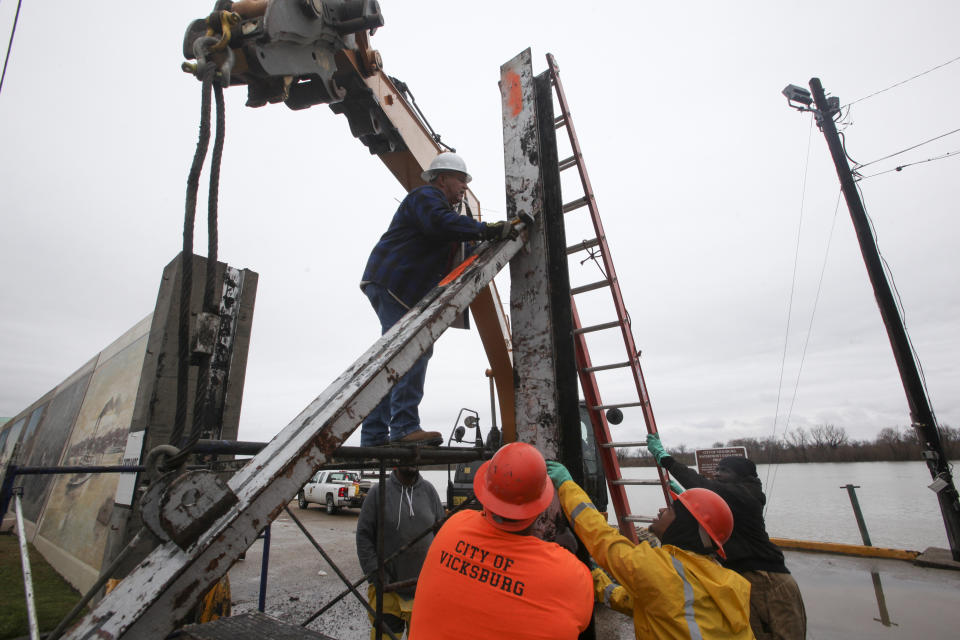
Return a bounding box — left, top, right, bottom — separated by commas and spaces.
546, 461, 755, 639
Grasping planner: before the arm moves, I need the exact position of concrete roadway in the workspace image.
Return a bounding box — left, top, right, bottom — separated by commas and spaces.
229, 502, 960, 639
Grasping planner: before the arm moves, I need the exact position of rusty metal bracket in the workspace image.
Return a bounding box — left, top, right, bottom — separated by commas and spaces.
159, 471, 239, 549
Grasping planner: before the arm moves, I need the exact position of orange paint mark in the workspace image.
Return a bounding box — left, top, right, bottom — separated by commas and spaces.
438, 254, 479, 286
505, 70, 523, 117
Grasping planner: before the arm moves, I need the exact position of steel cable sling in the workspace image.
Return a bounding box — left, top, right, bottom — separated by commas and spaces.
168, 12, 236, 470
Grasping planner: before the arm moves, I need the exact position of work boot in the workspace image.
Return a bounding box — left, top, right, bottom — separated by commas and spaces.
390, 429, 443, 446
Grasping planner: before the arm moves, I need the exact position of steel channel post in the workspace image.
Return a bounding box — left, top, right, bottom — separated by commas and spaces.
501, 48, 558, 453
841, 484, 873, 547
64, 225, 526, 639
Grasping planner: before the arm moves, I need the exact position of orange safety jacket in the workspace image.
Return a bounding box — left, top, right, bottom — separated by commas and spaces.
409, 509, 593, 639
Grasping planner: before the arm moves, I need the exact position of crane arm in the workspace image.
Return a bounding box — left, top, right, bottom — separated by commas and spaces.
182, 0, 515, 438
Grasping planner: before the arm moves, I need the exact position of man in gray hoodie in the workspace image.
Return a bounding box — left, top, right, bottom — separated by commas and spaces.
356, 466, 444, 639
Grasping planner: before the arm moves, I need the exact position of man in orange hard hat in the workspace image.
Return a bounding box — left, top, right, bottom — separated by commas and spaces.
546, 461, 755, 639
409, 442, 592, 639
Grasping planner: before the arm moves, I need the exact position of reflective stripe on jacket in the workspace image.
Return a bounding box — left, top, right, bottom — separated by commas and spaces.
559, 481, 755, 640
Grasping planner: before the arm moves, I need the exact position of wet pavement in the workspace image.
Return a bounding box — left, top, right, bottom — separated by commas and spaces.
229, 503, 959, 639
787, 549, 960, 639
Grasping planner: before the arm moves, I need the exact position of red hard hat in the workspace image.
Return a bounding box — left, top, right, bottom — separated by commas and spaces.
473, 442, 553, 530
671, 488, 734, 559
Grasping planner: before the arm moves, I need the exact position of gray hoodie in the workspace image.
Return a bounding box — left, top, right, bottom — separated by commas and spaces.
356, 470, 444, 598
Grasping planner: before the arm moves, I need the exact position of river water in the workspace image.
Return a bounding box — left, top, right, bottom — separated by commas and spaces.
422, 460, 957, 551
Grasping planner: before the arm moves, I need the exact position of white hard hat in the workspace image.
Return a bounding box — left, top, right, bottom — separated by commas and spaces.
421, 152, 472, 183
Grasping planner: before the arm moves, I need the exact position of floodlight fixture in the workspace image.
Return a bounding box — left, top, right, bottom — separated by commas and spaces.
782, 84, 813, 111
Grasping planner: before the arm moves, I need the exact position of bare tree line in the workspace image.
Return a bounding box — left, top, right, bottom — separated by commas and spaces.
619, 424, 960, 466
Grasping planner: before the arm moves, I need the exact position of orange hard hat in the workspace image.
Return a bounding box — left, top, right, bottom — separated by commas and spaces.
671, 487, 734, 559
473, 442, 553, 530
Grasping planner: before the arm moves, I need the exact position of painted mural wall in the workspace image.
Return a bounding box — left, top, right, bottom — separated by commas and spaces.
1, 254, 258, 594
0, 317, 150, 590
34, 318, 150, 588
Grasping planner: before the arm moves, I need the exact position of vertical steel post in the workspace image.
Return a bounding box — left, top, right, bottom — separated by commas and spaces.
500, 48, 559, 455
14, 487, 40, 640
534, 70, 584, 482
840, 484, 872, 546
810, 77, 960, 561
258, 524, 271, 612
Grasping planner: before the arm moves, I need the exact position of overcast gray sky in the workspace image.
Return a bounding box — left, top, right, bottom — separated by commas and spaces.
1, 1, 957, 450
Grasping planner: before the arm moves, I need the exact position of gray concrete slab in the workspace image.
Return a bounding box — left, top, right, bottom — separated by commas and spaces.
915, 546, 960, 571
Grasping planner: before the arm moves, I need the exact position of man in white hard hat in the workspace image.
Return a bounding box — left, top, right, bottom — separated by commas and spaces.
359, 152, 516, 446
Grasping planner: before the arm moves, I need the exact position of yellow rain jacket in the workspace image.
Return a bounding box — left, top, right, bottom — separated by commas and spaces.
559, 481, 755, 639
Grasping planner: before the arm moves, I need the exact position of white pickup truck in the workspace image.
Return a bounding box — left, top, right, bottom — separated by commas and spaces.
297, 470, 368, 514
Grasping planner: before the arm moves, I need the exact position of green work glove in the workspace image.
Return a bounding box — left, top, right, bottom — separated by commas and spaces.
646, 433, 668, 464
482, 221, 519, 241
545, 460, 573, 488
668, 479, 684, 495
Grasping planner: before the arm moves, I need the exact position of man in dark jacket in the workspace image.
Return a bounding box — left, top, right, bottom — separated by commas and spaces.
647, 434, 807, 640
356, 466, 444, 639
359, 152, 516, 447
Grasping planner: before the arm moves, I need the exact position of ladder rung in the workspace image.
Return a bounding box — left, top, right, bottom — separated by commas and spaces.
566, 238, 601, 255
599, 441, 648, 448
570, 279, 609, 295
562, 196, 590, 213
592, 401, 645, 411
611, 479, 663, 486
573, 320, 621, 335
558, 155, 577, 171
624, 515, 655, 523
582, 361, 630, 374
554, 115, 566, 129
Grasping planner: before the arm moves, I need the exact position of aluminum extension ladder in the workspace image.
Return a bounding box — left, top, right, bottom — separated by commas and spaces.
547, 53, 671, 543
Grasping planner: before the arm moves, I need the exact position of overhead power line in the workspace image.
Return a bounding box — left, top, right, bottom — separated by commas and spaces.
858, 148, 960, 181
855, 126, 960, 170
844, 53, 960, 108
0, 0, 25, 98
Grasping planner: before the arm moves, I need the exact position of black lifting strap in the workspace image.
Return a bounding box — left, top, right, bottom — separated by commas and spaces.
169, 60, 227, 467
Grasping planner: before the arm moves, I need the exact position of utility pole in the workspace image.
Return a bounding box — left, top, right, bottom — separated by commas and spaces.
804, 76, 960, 561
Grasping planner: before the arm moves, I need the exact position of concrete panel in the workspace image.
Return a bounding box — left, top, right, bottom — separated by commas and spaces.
34, 324, 149, 591
2, 253, 258, 596
19, 361, 96, 522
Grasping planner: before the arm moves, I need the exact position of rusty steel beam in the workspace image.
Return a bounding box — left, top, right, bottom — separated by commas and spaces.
63, 234, 527, 639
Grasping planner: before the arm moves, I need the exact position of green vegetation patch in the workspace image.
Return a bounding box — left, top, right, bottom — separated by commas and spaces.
0, 532, 85, 639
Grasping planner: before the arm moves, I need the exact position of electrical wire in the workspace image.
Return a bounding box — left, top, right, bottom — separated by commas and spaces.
768, 116, 814, 462
855, 127, 960, 170
857, 148, 960, 181
843, 53, 960, 108
764, 190, 843, 515
0, 0, 24, 97
854, 181, 939, 421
